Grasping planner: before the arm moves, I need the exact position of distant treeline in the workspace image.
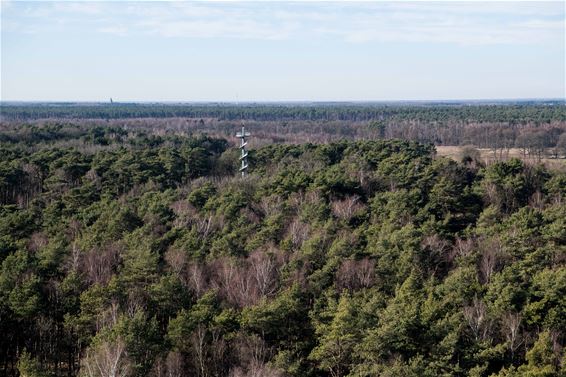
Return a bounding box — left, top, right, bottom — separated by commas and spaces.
1, 102, 565, 123
2, 103, 566, 162
2, 119, 566, 163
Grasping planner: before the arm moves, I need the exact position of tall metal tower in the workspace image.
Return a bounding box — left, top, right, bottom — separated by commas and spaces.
236, 125, 250, 177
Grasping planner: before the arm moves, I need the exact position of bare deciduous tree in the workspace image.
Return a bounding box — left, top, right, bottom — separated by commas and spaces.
97, 301, 120, 331
331, 195, 363, 221
502, 312, 522, 360
211, 258, 238, 305
210, 328, 227, 374
483, 181, 501, 209
81, 337, 130, 377
240, 207, 261, 226
248, 250, 278, 297
478, 237, 504, 284
196, 214, 216, 239
421, 233, 452, 276
170, 200, 198, 228
185, 263, 207, 298
479, 249, 497, 285
463, 296, 491, 342
165, 352, 184, 377
27, 232, 48, 253
68, 242, 81, 272
256, 195, 283, 218
210, 250, 282, 307
191, 325, 208, 377
336, 258, 375, 291
528, 190, 545, 210
233, 265, 258, 307
152, 351, 184, 377
288, 218, 310, 249
453, 237, 476, 258
229, 334, 282, 377
164, 248, 187, 277
82, 243, 121, 285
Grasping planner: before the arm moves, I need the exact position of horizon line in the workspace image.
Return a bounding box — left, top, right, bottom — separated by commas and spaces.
1, 98, 565, 105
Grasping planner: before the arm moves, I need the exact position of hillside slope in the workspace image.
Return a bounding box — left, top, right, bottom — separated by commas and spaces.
1, 128, 564, 376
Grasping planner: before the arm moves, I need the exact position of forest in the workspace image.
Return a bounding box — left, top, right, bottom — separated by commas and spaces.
0, 104, 565, 377
2, 102, 565, 123
2, 102, 565, 156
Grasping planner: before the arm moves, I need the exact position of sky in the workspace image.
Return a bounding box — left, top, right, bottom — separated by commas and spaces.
0, 0, 564, 102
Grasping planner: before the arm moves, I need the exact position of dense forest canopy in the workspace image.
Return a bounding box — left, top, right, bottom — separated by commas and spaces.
1, 102, 565, 123
2, 103, 566, 159
0, 124, 564, 376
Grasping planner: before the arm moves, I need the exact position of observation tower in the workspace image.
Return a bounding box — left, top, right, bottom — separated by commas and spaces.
236, 125, 250, 177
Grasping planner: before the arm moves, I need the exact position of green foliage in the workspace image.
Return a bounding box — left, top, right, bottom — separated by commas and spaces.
0, 128, 564, 377
114, 311, 162, 376
17, 350, 49, 377
310, 293, 360, 376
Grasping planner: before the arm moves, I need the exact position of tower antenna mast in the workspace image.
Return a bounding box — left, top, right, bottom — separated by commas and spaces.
236, 124, 250, 177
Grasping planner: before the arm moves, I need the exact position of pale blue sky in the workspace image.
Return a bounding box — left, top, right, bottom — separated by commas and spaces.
1, 1, 564, 101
